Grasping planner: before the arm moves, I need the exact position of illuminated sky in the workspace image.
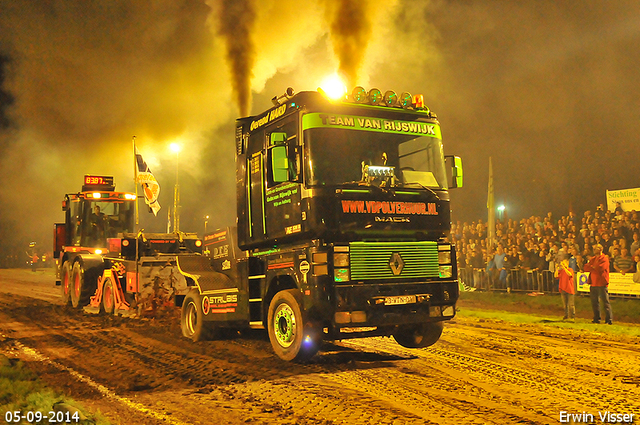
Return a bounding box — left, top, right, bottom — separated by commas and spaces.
0, 0, 638, 256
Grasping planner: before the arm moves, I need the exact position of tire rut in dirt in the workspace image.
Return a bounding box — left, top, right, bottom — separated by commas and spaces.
0, 296, 375, 394
4, 291, 640, 424
434, 323, 640, 414
213, 376, 432, 424
341, 327, 640, 422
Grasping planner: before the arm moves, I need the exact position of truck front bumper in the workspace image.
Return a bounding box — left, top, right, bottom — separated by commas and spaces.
331, 280, 458, 329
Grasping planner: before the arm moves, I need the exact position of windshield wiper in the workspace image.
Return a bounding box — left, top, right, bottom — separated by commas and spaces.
398, 182, 441, 200
340, 181, 390, 194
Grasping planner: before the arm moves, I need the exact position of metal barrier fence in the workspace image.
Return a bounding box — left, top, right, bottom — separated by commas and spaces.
459, 267, 557, 294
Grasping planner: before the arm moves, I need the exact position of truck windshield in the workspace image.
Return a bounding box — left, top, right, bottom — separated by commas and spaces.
304, 128, 448, 189
71, 198, 135, 247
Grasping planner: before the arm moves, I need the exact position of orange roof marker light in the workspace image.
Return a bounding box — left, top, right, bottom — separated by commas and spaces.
413, 94, 429, 112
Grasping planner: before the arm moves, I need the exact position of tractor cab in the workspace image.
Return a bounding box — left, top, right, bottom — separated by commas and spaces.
55, 176, 136, 254
64, 194, 135, 248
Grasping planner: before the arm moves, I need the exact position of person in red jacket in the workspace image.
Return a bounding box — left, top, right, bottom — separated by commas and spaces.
555, 259, 575, 320
584, 244, 613, 324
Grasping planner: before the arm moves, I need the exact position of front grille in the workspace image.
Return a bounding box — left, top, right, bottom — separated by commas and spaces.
349, 241, 439, 280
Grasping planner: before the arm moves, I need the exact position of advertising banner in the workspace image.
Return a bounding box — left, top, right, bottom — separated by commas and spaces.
606, 187, 640, 212
576, 272, 640, 296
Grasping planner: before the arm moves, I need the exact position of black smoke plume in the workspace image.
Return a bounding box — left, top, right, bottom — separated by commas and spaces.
217, 0, 256, 117
326, 0, 374, 87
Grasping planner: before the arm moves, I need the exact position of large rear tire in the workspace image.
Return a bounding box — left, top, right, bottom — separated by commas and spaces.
60, 261, 72, 306
393, 322, 444, 349
181, 291, 215, 342
267, 289, 320, 362
70, 262, 98, 309
102, 275, 115, 315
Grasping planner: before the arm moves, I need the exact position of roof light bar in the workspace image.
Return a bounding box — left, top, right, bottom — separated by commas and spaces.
368, 88, 382, 105
399, 92, 413, 108
383, 90, 398, 106
313, 83, 430, 111
352, 86, 367, 103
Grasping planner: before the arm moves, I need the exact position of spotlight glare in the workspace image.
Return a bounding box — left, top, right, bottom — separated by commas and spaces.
319, 74, 347, 100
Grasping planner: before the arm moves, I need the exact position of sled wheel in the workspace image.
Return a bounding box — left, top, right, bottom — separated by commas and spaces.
267, 289, 320, 362
393, 321, 444, 349
61, 261, 72, 306
181, 291, 214, 342
102, 275, 115, 314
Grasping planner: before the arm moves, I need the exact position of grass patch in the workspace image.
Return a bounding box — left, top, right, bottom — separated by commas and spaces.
457, 291, 640, 337
457, 307, 640, 337
0, 355, 111, 424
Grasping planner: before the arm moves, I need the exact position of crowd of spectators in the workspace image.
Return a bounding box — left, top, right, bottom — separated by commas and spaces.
450, 203, 640, 289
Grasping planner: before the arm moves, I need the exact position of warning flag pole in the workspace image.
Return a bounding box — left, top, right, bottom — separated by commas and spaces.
487, 157, 496, 250
133, 136, 139, 228
132, 136, 140, 307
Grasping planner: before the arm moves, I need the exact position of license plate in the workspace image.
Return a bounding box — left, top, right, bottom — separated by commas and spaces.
384, 295, 417, 305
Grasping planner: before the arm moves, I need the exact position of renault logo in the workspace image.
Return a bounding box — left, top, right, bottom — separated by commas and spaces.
389, 252, 404, 275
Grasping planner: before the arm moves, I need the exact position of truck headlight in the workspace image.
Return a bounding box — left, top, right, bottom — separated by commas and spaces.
334, 268, 350, 282
439, 265, 452, 278
334, 253, 349, 267
313, 252, 328, 263
438, 250, 451, 264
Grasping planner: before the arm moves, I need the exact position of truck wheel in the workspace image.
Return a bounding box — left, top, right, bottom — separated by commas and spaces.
70, 262, 86, 308
267, 289, 320, 362
393, 322, 443, 349
181, 291, 214, 342
70, 262, 97, 309
102, 275, 115, 314
61, 261, 72, 306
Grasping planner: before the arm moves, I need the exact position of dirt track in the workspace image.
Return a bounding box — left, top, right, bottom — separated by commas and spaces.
1, 269, 640, 424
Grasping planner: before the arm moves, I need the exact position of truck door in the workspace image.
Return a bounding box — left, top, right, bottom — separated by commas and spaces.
264, 118, 302, 239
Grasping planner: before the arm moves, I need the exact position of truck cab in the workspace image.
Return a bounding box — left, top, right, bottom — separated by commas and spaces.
180, 87, 463, 361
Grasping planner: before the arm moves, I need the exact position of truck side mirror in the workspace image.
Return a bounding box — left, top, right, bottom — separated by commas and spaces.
271, 145, 289, 183
270, 132, 287, 145
445, 155, 463, 188
452, 156, 463, 188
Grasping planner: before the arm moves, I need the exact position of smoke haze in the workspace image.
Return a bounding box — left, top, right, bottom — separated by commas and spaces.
0, 0, 639, 264
326, 0, 370, 87
214, 0, 256, 117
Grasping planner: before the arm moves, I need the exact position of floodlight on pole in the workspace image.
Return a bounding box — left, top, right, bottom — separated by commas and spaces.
497, 205, 506, 220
